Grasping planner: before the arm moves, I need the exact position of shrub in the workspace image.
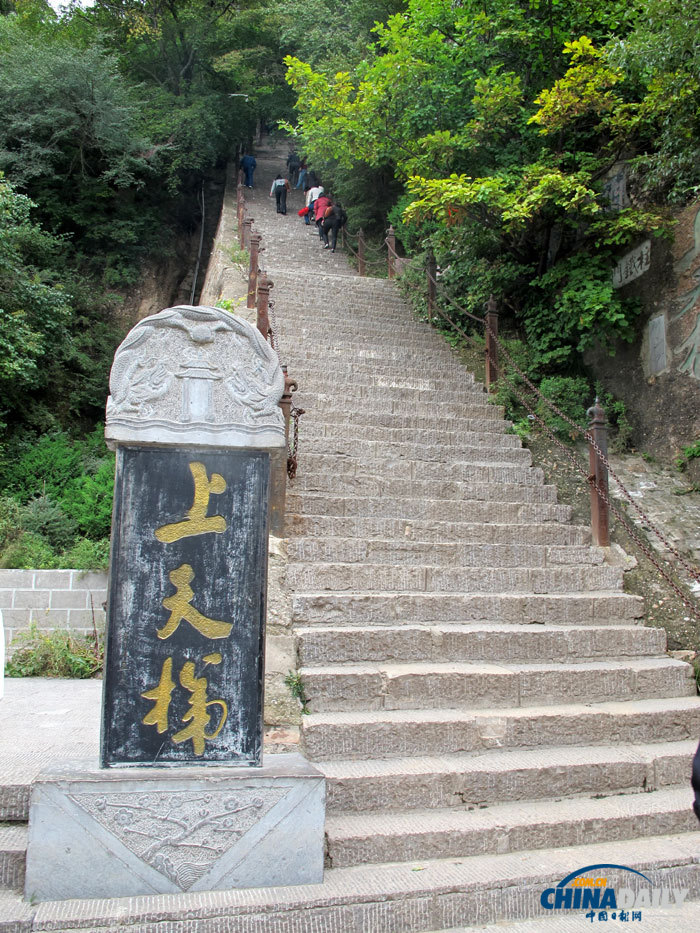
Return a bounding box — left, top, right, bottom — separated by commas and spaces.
20, 495, 78, 550
59, 537, 110, 571
5, 623, 103, 679
535, 376, 592, 440
63, 457, 115, 539
676, 438, 700, 472
0, 496, 22, 552
1, 431, 82, 504
0, 531, 57, 569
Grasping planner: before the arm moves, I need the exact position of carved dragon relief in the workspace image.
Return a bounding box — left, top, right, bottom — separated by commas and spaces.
106, 306, 285, 446
69, 787, 287, 890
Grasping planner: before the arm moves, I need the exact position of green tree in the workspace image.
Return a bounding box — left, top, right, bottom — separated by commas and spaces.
0, 176, 71, 423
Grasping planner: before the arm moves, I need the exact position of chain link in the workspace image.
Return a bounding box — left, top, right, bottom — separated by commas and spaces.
268, 296, 279, 355
287, 404, 305, 480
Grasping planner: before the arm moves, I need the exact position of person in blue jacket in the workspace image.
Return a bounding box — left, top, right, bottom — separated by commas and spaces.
241, 152, 256, 188
693, 739, 700, 822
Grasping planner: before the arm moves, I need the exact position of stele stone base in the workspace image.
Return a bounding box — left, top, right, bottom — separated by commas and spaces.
24, 754, 325, 902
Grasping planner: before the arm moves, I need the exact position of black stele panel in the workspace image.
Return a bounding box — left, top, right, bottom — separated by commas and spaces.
101, 445, 269, 766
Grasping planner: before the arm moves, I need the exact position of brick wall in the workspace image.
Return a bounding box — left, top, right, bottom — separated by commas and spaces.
0, 570, 108, 652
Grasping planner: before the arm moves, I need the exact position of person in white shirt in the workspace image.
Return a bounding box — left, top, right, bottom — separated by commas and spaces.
269, 174, 291, 214
305, 184, 324, 224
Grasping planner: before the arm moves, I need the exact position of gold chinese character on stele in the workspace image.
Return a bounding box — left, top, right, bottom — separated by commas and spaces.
155, 462, 226, 543
142, 653, 228, 755
158, 564, 233, 640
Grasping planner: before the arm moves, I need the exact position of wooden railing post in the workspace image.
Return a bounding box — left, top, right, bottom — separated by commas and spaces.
587, 398, 610, 547
247, 232, 262, 310
484, 294, 499, 391
357, 228, 365, 276
427, 252, 437, 324
242, 216, 253, 251
387, 225, 396, 279
256, 273, 272, 341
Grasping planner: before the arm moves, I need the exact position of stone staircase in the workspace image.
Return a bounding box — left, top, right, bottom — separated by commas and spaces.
1, 140, 699, 930
260, 143, 700, 920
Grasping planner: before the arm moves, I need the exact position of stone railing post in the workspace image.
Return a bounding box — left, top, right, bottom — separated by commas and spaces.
427, 252, 437, 324
587, 398, 610, 547
357, 228, 366, 276
256, 273, 272, 342
484, 294, 499, 391
247, 232, 262, 310
24, 304, 326, 901
387, 225, 397, 279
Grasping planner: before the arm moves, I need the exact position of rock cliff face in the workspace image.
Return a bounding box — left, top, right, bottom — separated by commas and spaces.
586, 199, 700, 466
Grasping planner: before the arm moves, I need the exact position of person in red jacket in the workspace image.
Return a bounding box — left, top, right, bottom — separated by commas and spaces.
312, 192, 332, 242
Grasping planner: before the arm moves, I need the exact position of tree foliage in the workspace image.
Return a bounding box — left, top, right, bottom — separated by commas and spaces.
284, 0, 695, 374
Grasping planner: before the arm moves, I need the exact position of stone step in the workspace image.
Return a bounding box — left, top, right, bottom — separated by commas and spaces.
286, 563, 623, 594
279, 300, 415, 320
321, 740, 697, 813
300, 658, 694, 713
425, 903, 700, 933
325, 785, 698, 868
287, 494, 569, 524
290, 475, 559, 504
2, 833, 699, 931
304, 410, 509, 433
294, 455, 539, 484
295, 383, 490, 406
300, 423, 523, 449
291, 592, 644, 625
287, 334, 460, 356
288, 345, 458, 364
286, 515, 590, 546
281, 324, 444, 345
289, 344, 454, 367
295, 622, 665, 666
290, 366, 474, 387
288, 539, 601, 567
300, 696, 700, 761
0, 888, 32, 933
294, 396, 504, 419
0, 825, 25, 892
291, 436, 533, 463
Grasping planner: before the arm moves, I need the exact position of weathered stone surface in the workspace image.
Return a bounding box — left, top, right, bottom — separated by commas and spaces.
291, 591, 645, 626
300, 659, 694, 714
102, 446, 270, 766
24, 755, 325, 902
296, 623, 665, 666
326, 786, 697, 868
300, 698, 700, 761
321, 742, 697, 813
105, 305, 285, 449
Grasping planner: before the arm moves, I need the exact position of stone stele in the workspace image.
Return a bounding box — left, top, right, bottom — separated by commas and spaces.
25, 755, 325, 901
105, 304, 285, 449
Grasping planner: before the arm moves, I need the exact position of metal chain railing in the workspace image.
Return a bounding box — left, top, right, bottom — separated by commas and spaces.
411, 267, 700, 617
425, 269, 700, 586
287, 403, 305, 480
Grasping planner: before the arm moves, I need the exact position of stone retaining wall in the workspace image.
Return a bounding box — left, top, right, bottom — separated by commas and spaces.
0, 569, 107, 651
